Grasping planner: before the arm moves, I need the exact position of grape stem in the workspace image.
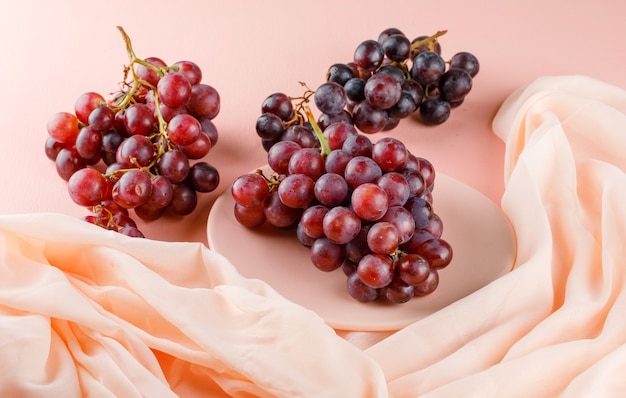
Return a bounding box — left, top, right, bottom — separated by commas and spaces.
411, 30, 447, 53
114, 26, 174, 164
304, 106, 331, 157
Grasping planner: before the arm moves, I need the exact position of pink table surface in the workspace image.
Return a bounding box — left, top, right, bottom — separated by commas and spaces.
0, 0, 624, 245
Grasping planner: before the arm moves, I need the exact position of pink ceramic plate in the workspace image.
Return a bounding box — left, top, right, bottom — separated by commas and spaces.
208, 166, 516, 331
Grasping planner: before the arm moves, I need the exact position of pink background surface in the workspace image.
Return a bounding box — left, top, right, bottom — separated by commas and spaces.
1, 0, 624, 245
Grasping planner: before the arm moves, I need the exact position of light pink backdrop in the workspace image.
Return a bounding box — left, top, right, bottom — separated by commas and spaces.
0, 0, 624, 244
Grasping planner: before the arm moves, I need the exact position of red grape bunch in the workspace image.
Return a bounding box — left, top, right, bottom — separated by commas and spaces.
256, 28, 479, 151
233, 88, 453, 303
45, 27, 220, 237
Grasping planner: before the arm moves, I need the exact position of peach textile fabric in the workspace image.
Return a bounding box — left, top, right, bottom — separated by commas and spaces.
1, 75, 625, 397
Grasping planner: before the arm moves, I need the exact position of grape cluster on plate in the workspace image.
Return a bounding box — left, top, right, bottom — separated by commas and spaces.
45, 27, 220, 237
231, 28, 468, 304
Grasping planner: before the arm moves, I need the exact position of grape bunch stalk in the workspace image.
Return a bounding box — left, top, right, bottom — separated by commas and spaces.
45, 27, 221, 237
234, 83, 453, 303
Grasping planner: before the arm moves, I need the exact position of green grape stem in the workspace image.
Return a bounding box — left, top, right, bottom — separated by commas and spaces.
114, 26, 174, 141
304, 106, 331, 157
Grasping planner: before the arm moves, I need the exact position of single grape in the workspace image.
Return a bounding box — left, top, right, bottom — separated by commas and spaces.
277, 173, 316, 209
354, 39, 384, 71
382, 34, 411, 62
116, 134, 155, 167
411, 51, 445, 86
44, 136, 67, 161
167, 183, 197, 215
300, 205, 330, 239
322, 206, 361, 244
55, 147, 85, 180
413, 270, 439, 296
145, 174, 174, 208
187, 162, 219, 192
357, 253, 394, 289
234, 203, 266, 228
438, 68, 473, 103
124, 103, 155, 136
287, 148, 325, 180
231, 173, 270, 208
379, 205, 415, 243
187, 84, 220, 120
377, 27, 405, 45
396, 253, 430, 285
376, 172, 410, 206
346, 271, 379, 303
366, 221, 400, 254
157, 72, 192, 108
364, 72, 402, 109
179, 131, 212, 159
384, 274, 414, 304
310, 238, 346, 272
75, 126, 103, 163
343, 156, 382, 189
111, 169, 152, 209
256, 113, 285, 141
342, 133, 373, 157
167, 113, 201, 146
87, 105, 115, 132
419, 97, 451, 125
324, 149, 352, 175
262, 92, 294, 121
67, 168, 109, 207
173, 60, 203, 85
47, 112, 80, 144
344, 78, 366, 102
119, 225, 145, 238
157, 149, 190, 183
401, 79, 424, 105
314, 173, 348, 207
449, 51, 480, 77
267, 140, 302, 174
323, 121, 358, 150
326, 63, 354, 85
418, 238, 452, 270
314, 82, 347, 116
372, 137, 408, 172
351, 182, 389, 221
352, 100, 388, 134
263, 192, 302, 228
134, 202, 166, 222
281, 125, 318, 148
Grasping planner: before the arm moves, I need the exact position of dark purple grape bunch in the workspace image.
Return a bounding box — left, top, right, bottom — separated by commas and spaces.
45, 27, 220, 237
324, 28, 479, 132
236, 90, 453, 304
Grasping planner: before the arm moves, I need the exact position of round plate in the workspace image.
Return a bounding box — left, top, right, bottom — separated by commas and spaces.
208, 166, 516, 331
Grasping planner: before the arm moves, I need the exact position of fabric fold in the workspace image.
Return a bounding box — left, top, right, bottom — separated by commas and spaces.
0, 213, 387, 397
